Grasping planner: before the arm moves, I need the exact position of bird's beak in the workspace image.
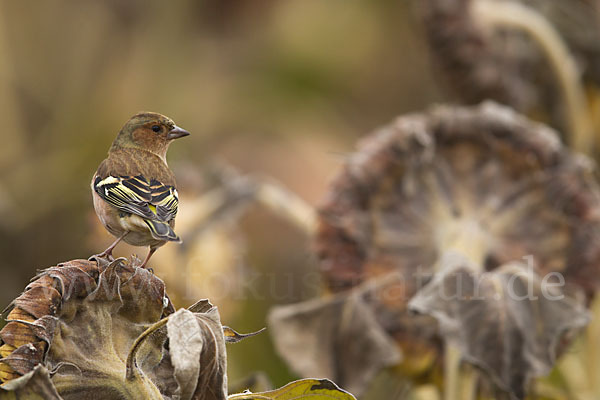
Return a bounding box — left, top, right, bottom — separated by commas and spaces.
167, 126, 190, 140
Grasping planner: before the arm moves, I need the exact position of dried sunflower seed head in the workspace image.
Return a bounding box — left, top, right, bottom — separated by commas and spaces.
419, 0, 600, 147
0, 257, 227, 400
317, 101, 600, 296
271, 102, 600, 396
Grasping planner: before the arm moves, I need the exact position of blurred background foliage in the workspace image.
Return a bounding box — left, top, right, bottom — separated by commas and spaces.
0, 0, 443, 391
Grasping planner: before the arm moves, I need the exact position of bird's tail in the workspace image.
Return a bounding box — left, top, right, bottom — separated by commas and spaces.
144, 219, 181, 242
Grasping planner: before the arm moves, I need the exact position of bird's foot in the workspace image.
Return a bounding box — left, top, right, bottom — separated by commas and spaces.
89, 252, 114, 261
89, 251, 115, 267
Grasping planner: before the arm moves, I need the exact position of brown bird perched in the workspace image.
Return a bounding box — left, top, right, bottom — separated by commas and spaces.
91, 112, 189, 268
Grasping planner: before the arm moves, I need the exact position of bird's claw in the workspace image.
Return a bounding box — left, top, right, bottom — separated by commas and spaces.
89, 252, 118, 269
89, 252, 114, 262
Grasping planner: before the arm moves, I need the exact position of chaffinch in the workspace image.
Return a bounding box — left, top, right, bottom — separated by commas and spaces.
91, 112, 189, 268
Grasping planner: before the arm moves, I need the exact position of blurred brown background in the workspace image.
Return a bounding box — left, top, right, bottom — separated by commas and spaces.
0, 0, 442, 387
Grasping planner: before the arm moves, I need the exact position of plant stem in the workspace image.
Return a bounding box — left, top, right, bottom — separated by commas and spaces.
445, 344, 461, 400
460, 364, 478, 400
445, 344, 479, 400
180, 173, 316, 239
586, 296, 600, 396
125, 317, 169, 381
472, 0, 595, 155
255, 180, 317, 234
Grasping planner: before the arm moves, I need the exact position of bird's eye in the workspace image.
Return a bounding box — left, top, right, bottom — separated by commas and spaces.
151, 125, 161, 133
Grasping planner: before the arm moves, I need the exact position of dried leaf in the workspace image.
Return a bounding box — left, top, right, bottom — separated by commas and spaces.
0, 365, 62, 400
222, 327, 265, 344
228, 378, 355, 400
166, 308, 227, 400
409, 260, 589, 398
188, 299, 214, 314
168, 309, 205, 400
268, 279, 401, 396
189, 307, 228, 400
1, 342, 45, 376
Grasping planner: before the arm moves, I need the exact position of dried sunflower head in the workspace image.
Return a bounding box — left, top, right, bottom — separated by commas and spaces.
316, 101, 600, 297
419, 0, 600, 151
0, 256, 358, 400
0, 257, 227, 400
271, 102, 600, 397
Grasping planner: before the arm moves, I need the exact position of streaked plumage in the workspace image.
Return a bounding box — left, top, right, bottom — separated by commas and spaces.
91, 112, 189, 268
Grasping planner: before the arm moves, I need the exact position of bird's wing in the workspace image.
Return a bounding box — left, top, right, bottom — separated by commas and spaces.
93, 175, 179, 223
149, 178, 179, 222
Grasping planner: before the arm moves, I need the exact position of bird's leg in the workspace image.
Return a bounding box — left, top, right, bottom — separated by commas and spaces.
140, 247, 157, 269
93, 233, 127, 261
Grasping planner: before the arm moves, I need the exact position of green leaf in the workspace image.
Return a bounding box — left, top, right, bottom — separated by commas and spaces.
228, 379, 356, 400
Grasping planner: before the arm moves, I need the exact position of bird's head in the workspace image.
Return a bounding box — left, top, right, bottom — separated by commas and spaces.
111, 112, 190, 159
